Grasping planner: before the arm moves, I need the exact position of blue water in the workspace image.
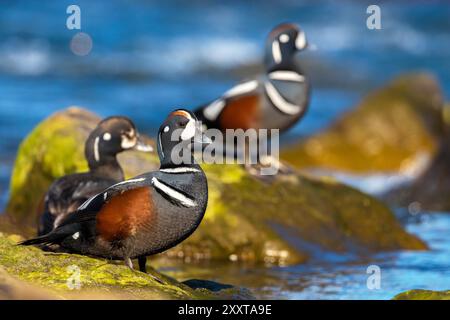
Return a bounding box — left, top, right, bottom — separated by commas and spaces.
281, 213, 450, 299
163, 212, 450, 299
0, 1, 449, 299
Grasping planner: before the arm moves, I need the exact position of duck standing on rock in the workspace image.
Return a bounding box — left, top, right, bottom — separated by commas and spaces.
22, 109, 210, 274
38, 116, 153, 236
194, 23, 310, 174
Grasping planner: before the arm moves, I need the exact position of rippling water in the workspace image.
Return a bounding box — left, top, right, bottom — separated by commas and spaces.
158, 212, 450, 299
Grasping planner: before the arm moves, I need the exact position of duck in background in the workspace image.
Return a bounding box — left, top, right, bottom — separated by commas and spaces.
195, 23, 311, 174
38, 116, 153, 236
23, 109, 210, 276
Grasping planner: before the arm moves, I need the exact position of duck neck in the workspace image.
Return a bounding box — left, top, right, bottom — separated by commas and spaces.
157, 136, 200, 171
87, 154, 124, 182
85, 134, 124, 181
266, 53, 303, 74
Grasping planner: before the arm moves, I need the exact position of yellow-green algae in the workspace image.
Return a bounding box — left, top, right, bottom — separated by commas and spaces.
393, 289, 450, 300
4, 107, 426, 267
282, 73, 445, 173
0, 233, 237, 299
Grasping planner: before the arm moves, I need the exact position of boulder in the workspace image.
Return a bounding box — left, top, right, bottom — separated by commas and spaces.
3, 107, 427, 266
385, 103, 450, 211
282, 73, 445, 173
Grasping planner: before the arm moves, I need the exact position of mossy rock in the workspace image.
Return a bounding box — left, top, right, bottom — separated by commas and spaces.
0, 233, 250, 299
393, 289, 450, 300
282, 73, 445, 173
385, 103, 450, 211
4, 107, 426, 266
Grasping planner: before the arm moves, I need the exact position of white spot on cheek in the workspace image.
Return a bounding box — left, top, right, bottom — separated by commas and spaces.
279, 34, 289, 43
163, 126, 170, 133
103, 132, 111, 141
72, 232, 80, 240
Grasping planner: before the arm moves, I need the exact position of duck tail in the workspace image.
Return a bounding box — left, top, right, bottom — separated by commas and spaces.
19, 228, 68, 246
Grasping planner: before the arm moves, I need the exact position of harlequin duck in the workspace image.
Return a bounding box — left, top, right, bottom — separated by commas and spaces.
38, 116, 153, 236
22, 109, 210, 274
195, 23, 310, 172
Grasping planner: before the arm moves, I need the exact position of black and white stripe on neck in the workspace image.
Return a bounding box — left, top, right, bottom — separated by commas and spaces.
151, 177, 197, 207
264, 80, 301, 115
160, 167, 201, 174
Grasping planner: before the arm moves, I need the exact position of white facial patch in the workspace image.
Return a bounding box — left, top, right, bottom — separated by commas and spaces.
180, 118, 196, 141
72, 232, 80, 240
163, 126, 170, 133
103, 132, 111, 141
279, 34, 290, 43
121, 129, 137, 149
272, 40, 282, 64
295, 31, 307, 50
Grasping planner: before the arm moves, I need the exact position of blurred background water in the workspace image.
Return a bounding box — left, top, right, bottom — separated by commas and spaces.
0, 0, 449, 299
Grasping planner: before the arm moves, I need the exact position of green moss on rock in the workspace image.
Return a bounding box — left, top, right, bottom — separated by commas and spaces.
0, 233, 251, 299
393, 289, 450, 300
282, 73, 445, 173
4, 107, 426, 267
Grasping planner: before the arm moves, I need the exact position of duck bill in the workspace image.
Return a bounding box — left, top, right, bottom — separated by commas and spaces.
194, 132, 212, 145
192, 125, 212, 152
134, 137, 154, 152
